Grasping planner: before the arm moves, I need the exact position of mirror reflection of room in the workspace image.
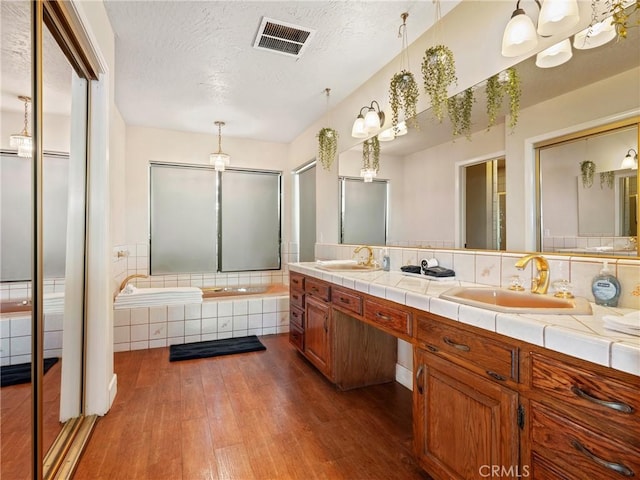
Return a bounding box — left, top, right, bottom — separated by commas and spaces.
538, 122, 638, 255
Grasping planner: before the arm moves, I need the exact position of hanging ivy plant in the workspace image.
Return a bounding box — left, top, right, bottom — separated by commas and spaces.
580, 160, 596, 188
600, 170, 615, 189
484, 67, 521, 131
362, 136, 380, 172
504, 67, 521, 131
317, 127, 338, 170
610, 0, 640, 40
485, 74, 503, 130
421, 45, 457, 123
447, 87, 475, 139
389, 70, 420, 129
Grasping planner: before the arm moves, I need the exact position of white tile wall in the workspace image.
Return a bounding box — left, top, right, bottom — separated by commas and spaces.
1, 312, 64, 365
315, 243, 640, 309
112, 294, 290, 352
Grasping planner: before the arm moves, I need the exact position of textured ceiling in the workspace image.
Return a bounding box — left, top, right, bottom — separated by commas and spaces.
102, 0, 460, 142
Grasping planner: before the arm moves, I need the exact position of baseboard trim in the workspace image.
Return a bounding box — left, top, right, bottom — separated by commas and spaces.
395, 363, 413, 391
108, 373, 117, 409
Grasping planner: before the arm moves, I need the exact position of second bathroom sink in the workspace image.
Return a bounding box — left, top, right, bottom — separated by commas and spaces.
440, 287, 592, 315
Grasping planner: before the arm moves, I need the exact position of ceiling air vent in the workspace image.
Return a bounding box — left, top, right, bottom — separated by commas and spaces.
253, 17, 316, 58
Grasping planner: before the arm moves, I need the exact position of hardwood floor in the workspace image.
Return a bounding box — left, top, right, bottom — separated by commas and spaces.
1, 359, 63, 480
73, 334, 430, 480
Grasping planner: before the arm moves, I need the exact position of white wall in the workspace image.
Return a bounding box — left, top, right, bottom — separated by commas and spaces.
124, 126, 290, 248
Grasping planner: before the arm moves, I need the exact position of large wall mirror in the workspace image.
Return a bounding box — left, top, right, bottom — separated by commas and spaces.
537, 120, 638, 255
1, 2, 98, 478
337, 14, 639, 257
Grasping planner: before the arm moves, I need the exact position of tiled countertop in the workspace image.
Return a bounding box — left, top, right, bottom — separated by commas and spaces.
289, 262, 640, 377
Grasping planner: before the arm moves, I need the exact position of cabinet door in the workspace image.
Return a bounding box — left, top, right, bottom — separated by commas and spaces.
414, 349, 520, 480
305, 295, 332, 378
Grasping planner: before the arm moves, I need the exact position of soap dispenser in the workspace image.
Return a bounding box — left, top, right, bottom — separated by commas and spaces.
591, 261, 621, 307
382, 248, 390, 271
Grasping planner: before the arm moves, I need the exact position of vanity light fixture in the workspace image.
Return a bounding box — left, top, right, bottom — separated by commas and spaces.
502, 0, 580, 58
351, 100, 385, 138
501, 0, 541, 57
210, 121, 231, 171
621, 149, 638, 170
377, 127, 395, 142
9, 96, 33, 158
537, 0, 580, 36
573, 16, 616, 49
535, 38, 573, 68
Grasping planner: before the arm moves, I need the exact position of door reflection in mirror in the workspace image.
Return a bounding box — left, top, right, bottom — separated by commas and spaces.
464, 158, 506, 250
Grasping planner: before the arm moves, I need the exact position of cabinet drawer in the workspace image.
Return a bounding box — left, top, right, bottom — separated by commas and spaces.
530, 352, 640, 437
364, 299, 411, 336
531, 401, 640, 480
290, 290, 304, 309
290, 272, 305, 291
417, 316, 518, 383
305, 278, 330, 301
290, 305, 304, 329
289, 323, 304, 351
331, 286, 362, 316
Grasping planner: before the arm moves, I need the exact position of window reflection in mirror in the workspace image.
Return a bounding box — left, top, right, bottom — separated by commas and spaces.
339, 177, 388, 245
463, 158, 506, 250
537, 120, 639, 255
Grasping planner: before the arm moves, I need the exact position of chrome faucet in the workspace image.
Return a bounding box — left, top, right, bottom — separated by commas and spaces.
119, 274, 148, 292
514, 254, 549, 294
353, 245, 374, 267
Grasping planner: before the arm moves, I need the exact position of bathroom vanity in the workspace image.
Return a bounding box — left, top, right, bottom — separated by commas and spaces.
288, 265, 640, 480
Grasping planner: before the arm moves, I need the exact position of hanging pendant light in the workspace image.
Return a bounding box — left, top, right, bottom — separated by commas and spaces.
9, 96, 33, 158
537, 0, 580, 37
209, 121, 231, 171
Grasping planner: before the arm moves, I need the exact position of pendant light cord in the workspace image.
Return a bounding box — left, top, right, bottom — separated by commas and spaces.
324, 87, 331, 127
398, 13, 410, 72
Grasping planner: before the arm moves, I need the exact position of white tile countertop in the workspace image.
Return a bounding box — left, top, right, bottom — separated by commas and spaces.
289, 262, 640, 377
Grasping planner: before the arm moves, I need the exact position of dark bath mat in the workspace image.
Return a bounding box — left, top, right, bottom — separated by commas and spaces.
1, 357, 59, 387
169, 335, 266, 362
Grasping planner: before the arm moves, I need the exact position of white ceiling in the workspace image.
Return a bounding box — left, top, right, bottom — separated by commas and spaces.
102, 0, 460, 142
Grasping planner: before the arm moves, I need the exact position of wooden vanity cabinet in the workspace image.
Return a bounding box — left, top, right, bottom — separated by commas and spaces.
521, 349, 640, 479
288, 272, 305, 351
289, 273, 398, 390
413, 313, 521, 480
304, 294, 333, 378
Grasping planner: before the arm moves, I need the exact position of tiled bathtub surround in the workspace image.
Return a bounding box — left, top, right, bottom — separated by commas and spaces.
0, 312, 63, 365
315, 243, 640, 310
112, 242, 295, 294
543, 235, 638, 256
0, 278, 66, 301
111, 242, 295, 352
113, 294, 290, 352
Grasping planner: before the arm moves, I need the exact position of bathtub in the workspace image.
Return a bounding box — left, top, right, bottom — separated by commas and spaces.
0, 293, 65, 315
113, 284, 288, 309
201, 284, 288, 299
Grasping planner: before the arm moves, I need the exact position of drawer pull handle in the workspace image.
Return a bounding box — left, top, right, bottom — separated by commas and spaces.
443, 337, 470, 352
486, 370, 506, 382
375, 312, 392, 321
292, 294, 299, 301
571, 386, 634, 414
339, 297, 350, 304
427, 344, 438, 353
416, 364, 425, 395
311, 287, 319, 292
571, 439, 634, 477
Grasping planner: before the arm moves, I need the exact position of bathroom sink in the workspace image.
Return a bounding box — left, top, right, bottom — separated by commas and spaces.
440, 287, 592, 315
315, 261, 381, 272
